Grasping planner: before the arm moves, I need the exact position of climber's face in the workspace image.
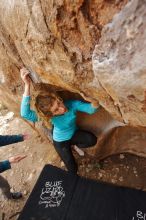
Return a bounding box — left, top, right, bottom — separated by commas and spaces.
50, 98, 67, 116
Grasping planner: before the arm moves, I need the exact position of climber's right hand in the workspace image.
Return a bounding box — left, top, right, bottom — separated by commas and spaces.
20, 67, 31, 85
80, 92, 100, 108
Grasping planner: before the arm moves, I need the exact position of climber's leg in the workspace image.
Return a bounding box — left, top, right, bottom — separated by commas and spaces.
71, 129, 97, 148
53, 140, 78, 174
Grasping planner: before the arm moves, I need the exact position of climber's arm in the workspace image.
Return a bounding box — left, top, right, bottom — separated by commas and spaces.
20, 68, 38, 122
20, 67, 31, 96
72, 100, 100, 115
21, 96, 38, 122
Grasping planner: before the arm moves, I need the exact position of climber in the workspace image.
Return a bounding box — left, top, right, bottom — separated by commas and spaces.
20, 67, 101, 174
0, 134, 28, 199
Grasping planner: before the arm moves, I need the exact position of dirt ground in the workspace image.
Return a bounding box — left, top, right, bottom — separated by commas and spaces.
0, 109, 146, 220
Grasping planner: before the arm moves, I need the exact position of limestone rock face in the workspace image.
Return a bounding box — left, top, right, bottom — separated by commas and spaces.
0, 0, 126, 113
92, 0, 146, 126
1, 0, 146, 159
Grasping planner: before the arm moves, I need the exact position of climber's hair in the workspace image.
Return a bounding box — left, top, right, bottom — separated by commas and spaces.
34, 93, 59, 117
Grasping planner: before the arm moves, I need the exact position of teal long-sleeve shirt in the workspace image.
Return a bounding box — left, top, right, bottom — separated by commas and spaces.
21, 96, 100, 142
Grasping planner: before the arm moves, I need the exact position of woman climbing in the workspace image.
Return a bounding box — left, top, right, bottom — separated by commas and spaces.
20, 67, 101, 173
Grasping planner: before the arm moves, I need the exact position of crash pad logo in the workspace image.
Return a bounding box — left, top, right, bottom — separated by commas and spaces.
132, 211, 146, 220
39, 181, 65, 208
